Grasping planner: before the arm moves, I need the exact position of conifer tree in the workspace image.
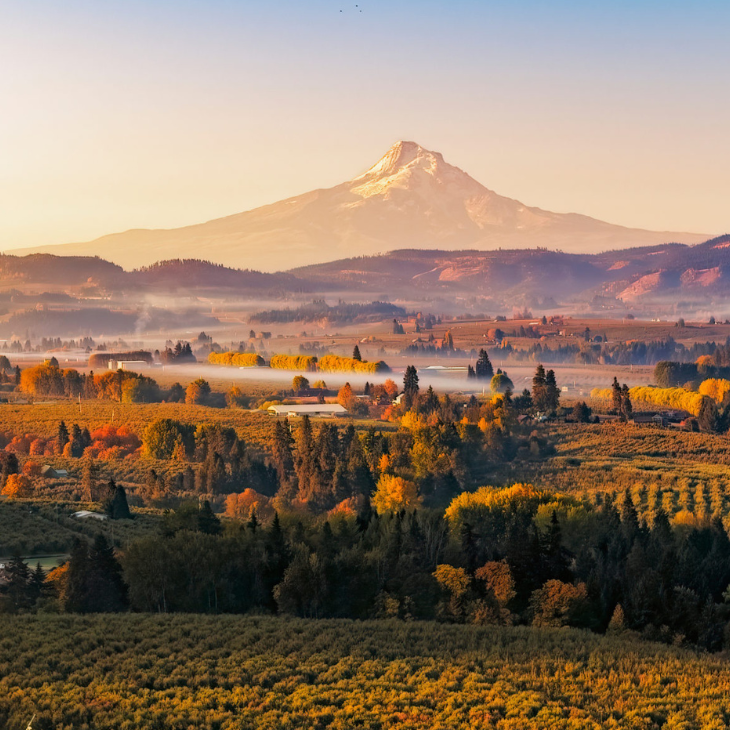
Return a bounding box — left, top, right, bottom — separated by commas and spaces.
532, 364, 547, 411
403, 365, 419, 409
475, 349, 494, 380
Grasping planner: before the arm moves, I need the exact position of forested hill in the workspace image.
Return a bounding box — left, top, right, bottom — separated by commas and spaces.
3, 234, 730, 305
290, 235, 730, 301
0, 255, 313, 293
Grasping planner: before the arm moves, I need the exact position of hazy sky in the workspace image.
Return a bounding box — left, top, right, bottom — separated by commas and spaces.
1, 0, 729, 249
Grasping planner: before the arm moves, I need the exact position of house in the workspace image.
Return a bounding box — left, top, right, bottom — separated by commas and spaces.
41, 465, 68, 479
268, 404, 348, 418
631, 413, 667, 427
72, 510, 108, 521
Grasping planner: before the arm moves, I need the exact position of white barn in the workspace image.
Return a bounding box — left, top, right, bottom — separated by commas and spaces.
268, 404, 348, 418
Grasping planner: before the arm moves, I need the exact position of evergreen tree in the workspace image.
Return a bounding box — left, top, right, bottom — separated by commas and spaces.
4, 553, 31, 611
403, 365, 419, 409
104, 480, 132, 519
612, 377, 623, 413
621, 384, 633, 421
352, 345, 362, 361
56, 421, 69, 454
87, 534, 129, 612
475, 349, 494, 380
545, 369, 560, 411
197, 500, 222, 535
699, 396, 719, 433
423, 385, 439, 414
532, 364, 547, 411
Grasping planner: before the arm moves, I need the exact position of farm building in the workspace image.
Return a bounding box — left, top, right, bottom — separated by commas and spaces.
268, 404, 347, 418
42, 466, 68, 479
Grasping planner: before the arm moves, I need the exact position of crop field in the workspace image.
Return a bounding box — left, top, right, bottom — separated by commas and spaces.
0, 501, 163, 555
500, 422, 730, 523
0, 402, 276, 448
1, 615, 730, 730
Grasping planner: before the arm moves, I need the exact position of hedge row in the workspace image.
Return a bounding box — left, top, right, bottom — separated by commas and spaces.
208, 352, 265, 367
269, 355, 318, 372
592, 385, 705, 416
318, 355, 390, 374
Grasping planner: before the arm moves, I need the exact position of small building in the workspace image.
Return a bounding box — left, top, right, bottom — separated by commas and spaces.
268, 404, 348, 418
72, 510, 108, 521
42, 466, 68, 479
631, 413, 667, 427
109, 360, 149, 370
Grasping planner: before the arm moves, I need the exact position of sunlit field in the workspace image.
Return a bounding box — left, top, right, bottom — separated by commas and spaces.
3, 615, 730, 730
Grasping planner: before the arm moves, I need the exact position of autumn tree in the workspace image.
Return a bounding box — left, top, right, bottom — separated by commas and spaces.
225, 385, 247, 408
1, 473, 32, 499
371, 474, 421, 514
185, 378, 211, 405
337, 382, 355, 410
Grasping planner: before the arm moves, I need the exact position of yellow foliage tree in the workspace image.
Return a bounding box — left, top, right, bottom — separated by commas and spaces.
699, 378, 730, 404
371, 474, 422, 514
445, 484, 576, 529
592, 385, 705, 416
1, 473, 32, 498
208, 351, 264, 367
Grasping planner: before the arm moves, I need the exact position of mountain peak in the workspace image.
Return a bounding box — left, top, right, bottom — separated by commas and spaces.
356, 140, 446, 181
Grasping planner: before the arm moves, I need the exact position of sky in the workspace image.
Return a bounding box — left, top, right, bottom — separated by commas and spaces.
1, 0, 729, 250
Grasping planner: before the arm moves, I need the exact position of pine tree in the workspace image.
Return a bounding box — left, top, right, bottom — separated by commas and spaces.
403, 365, 419, 409
621, 384, 633, 421
87, 534, 128, 612
4, 553, 31, 611
352, 345, 362, 361
545, 369, 560, 411
532, 364, 547, 411
475, 349, 494, 380
423, 385, 439, 414
612, 377, 622, 413
105, 480, 132, 519
197, 500, 222, 534
56, 421, 69, 454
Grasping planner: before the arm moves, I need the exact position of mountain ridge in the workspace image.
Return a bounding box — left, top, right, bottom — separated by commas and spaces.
8, 141, 709, 271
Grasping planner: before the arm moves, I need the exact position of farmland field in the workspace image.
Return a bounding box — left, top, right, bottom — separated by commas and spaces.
2, 615, 730, 730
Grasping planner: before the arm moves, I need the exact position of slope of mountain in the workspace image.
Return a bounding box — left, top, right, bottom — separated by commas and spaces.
10, 142, 708, 271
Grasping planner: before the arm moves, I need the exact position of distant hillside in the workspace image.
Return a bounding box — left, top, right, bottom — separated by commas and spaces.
11, 141, 707, 271
131, 259, 311, 291
292, 235, 730, 305
0, 255, 311, 294
0, 253, 122, 287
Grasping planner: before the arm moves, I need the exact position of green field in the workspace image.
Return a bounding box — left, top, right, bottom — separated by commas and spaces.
1, 615, 729, 730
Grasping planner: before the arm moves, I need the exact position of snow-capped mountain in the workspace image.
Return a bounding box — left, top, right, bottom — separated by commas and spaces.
12, 141, 707, 271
